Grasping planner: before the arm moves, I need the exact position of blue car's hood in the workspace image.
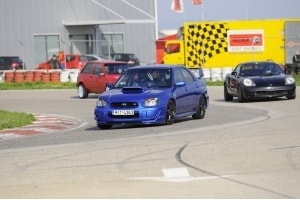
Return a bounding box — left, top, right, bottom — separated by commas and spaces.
99, 87, 168, 101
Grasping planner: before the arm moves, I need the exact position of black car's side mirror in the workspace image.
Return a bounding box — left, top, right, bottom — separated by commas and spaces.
231, 71, 237, 76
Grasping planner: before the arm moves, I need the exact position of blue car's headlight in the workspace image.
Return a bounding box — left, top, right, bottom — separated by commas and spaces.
285, 77, 295, 85
96, 98, 107, 107
243, 78, 256, 87
143, 98, 159, 107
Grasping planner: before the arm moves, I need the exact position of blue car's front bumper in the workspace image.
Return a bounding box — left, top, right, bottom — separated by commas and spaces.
94, 106, 167, 125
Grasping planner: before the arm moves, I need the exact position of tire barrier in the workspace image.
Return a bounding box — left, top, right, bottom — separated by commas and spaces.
34, 70, 43, 82
69, 69, 80, 83
14, 71, 24, 83
1, 69, 80, 83
50, 71, 60, 82
60, 70, 70, 82
202, 68, 211, 80
24, 71, 34, 82
222, 67, 233, 80
199, 67, 233, 82
211, 68, 222, 82
0, 72, 5, 83
41, 72, 51, 82
4, 71, 14, 82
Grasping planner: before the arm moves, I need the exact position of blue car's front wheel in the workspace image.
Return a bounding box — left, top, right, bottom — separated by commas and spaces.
98, 124, 113, 129
192, 95, 206, 119
165, 100, 175, 125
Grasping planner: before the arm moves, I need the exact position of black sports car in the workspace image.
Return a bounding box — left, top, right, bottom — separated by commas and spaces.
224, 61, 296, 102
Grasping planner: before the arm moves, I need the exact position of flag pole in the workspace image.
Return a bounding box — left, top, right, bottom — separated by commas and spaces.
201, 2, 204, 21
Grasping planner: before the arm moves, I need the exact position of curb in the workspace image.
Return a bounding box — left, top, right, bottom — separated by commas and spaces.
0, 113, 85, 141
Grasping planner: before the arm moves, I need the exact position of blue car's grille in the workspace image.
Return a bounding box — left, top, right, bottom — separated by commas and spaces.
110, 102, 138, 108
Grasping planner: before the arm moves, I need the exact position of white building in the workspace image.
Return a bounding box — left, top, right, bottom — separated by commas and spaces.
0, 0, 158, 69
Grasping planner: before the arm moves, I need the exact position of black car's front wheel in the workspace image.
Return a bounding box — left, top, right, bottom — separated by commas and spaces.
237, 86, 245, 103
192, 95, 206, 119
286, 94, 296, 100
165, 101, 175, 125
224, 83, 233, 101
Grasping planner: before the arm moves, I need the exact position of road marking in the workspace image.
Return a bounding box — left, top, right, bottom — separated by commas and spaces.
129, 167, 233, 182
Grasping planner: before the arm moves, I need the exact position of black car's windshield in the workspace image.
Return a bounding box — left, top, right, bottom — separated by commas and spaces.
239, 63, 284, 76
105, 64, 130, 74
114, 68, 172, 88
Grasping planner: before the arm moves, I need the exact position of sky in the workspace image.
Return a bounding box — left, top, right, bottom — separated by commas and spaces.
157, 0, 300, 30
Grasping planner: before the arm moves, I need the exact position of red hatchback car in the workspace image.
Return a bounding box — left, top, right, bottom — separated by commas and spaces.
76, 60, 130, 98
35, 54, 88, 70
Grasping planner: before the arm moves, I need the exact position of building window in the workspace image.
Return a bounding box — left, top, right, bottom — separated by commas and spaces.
100, 33, 124, 58
34, 35, 60, 65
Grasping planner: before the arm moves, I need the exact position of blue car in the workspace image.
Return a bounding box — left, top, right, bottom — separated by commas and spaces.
94, 65, 209, 129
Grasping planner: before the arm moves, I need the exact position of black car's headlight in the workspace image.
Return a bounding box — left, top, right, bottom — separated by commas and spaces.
96, 98, 107, 107
243, 78, 256, 87
143, 98, 159, 107
285, 77, 295, 85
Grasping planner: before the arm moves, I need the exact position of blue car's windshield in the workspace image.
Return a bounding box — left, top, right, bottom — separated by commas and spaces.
114, 68, 172, 88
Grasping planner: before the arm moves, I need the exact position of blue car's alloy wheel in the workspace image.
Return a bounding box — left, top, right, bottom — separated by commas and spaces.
192, 95, 206, 119
165, 101, 175, 125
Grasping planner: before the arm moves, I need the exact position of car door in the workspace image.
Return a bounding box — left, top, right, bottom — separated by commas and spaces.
180, 68, 199, 112
90, 63, 106, 93
173, 68, 191, 114
228, 64, 241, 94
79, 62, 94, 92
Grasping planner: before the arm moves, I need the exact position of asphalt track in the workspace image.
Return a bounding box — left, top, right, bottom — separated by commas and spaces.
0, 87, 299, 198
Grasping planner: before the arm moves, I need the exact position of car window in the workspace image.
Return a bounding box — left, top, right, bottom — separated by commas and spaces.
261, 63, 283, 75
174, 68, 185, 83
12, 57, 22, 63
181, 68, 195, 84
93, 64, 102, 75
81, 63, 93, 74
79, 56, 88, 61
114, 54, 121, 60
114, 68, 170, 88
66, 55, 74, 62
105, 63, 129, 74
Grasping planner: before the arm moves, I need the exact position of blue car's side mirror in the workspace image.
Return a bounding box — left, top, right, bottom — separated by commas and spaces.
175, 81, 185, 87
199, 68, 204, 78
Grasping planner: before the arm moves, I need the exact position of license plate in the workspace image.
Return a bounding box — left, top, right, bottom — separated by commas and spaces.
112, 110, 134, 116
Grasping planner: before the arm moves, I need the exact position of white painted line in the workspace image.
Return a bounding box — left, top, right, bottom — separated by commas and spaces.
162, 167, 190, 178
129, 174, 233, 183
31, 128, 58, 133
129, 167, 233, 183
